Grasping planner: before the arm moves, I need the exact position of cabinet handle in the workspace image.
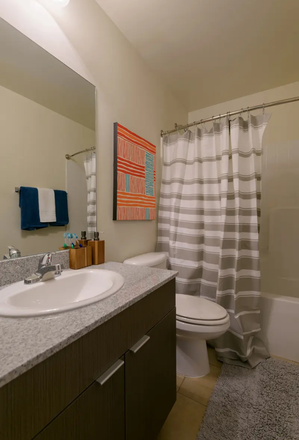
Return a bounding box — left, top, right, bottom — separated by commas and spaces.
96, 359, 124, 386
129, 335, 150, 354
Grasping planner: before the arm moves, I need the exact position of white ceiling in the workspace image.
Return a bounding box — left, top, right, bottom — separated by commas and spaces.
96, 0, 299, 112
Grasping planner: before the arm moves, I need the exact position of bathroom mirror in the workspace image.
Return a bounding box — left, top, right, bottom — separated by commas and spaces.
0, 18, 96, 260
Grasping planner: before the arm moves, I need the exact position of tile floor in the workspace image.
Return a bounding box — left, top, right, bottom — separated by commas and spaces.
158, 347, 222, 440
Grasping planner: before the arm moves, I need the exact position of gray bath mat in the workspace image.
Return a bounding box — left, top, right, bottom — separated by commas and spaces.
197, 358, 299, 440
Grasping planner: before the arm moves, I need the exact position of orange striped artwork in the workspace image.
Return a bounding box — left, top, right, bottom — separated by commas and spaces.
113, 123, 156, 221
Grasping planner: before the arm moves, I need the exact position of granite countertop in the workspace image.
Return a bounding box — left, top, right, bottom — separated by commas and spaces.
0, 262, 177, 388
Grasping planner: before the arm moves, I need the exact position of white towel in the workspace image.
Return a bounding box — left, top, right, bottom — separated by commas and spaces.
38, 188, 56, 223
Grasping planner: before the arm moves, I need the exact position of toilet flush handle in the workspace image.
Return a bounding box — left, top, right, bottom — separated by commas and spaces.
129, 335, 150, 354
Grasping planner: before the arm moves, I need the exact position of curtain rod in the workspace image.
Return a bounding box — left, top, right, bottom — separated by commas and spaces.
65, 146, 96, 160
160, 96, 299, 137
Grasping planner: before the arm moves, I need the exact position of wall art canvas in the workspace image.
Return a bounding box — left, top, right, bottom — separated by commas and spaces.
113, 123, 156, 221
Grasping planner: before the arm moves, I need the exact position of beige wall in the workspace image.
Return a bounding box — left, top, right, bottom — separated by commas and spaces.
188, 81, 299, 147
0, 0, 187, 262
0, 84, 95, 258
189, 81, 299, 293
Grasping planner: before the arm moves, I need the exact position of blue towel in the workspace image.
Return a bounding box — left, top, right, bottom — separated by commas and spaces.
50, 190, 69, 226
19, 186, 48, 231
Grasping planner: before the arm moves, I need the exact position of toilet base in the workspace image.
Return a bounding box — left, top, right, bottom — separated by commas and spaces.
176, 337, 210, 378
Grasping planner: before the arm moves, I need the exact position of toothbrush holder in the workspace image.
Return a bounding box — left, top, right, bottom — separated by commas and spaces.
69, 247, 92, 270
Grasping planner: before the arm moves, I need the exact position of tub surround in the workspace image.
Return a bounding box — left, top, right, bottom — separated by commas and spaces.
0, 250, 69, 288
0, 262, 177, 388
259, 292, 299, 363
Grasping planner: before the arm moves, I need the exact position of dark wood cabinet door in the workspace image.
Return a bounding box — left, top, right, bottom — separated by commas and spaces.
35, 359, 125, 440
125, 308, 176, 440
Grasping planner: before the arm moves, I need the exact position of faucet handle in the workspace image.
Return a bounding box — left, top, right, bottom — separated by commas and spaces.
8, 246, 21, 258
55, 264, 62, 276
39, 252, 52, 268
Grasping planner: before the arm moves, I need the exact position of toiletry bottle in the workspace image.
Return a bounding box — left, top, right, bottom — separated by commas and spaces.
88, 232, 105, 265
79, 231, 89, 247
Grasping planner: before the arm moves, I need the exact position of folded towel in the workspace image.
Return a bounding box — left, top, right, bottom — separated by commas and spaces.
38, 188, 56, 223
50, 190, 69, 226
19, 187, 48, 231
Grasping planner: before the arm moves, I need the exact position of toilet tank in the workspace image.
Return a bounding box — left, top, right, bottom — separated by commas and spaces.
123, 252, 168, 269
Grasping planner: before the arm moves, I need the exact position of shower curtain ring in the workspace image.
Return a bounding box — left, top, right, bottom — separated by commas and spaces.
262, 103, 265, 115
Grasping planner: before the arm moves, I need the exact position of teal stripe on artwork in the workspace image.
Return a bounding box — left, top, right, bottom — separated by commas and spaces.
146, 208, 150, 220
145, 152, 154, 196
125, 174, 130, 192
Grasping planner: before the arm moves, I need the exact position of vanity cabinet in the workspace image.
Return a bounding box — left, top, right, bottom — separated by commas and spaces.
126, 309, 176, 440
35, 309, 176, 440
36, 358, 125, 440
0, 279, 176, 440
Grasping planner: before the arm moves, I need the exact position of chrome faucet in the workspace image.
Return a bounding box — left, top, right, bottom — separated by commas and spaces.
3, 245, 21, 260
24, 252, 62, 285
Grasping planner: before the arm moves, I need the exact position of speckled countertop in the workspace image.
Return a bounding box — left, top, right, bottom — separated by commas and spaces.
0, 262, 176, 389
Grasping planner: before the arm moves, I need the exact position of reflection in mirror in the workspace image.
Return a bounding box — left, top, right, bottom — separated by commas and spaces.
0, 18, 96, 260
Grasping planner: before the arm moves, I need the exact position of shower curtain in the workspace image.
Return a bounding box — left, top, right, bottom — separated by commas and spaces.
84, 152, 97, 236
157, 114, 271, 367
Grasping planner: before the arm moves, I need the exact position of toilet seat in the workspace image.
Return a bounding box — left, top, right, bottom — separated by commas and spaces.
176, 294, 229, 326
177, 314, 230, 326
176, 316, 230, 338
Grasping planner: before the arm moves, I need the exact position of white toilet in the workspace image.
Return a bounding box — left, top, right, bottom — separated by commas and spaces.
124, 252, 230, 378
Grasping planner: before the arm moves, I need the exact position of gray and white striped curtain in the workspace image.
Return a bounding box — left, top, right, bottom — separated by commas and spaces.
84, 152, 97, 236
157, 114, 270, 367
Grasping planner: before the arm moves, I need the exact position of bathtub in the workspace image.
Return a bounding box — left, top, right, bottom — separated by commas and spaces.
258, 259, 299, 363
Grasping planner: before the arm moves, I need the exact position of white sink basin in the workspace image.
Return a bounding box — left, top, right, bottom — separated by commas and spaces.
0, 268, 124, 317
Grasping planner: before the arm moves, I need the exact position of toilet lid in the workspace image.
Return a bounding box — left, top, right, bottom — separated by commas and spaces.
176, 294, 228, 323
123, 252, 167, 267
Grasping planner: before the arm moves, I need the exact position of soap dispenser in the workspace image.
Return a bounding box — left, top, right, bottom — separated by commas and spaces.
79, 231, 89, 247
88, 232, 105, 265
